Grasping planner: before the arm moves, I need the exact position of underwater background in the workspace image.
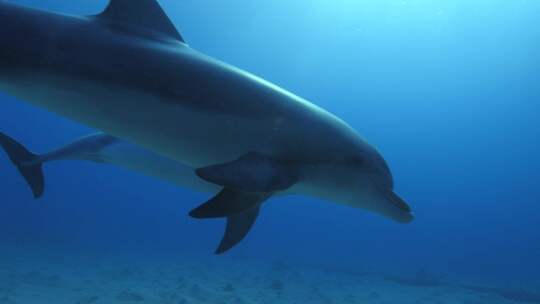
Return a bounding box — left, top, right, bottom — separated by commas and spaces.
0, 0, 539, 303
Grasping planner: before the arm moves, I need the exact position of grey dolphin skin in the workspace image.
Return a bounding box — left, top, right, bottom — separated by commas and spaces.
0, 132, 258, 253
0, 1, 413, 253
0, 132, 218, 196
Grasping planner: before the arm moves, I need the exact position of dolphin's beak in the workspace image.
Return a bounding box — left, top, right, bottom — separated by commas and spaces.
387, 191, 414, 224
373, 188, 415, 224
394, 210, 415, 224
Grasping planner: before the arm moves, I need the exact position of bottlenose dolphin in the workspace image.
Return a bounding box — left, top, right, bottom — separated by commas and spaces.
0, 131, 261, 253
0, 0, 414, 250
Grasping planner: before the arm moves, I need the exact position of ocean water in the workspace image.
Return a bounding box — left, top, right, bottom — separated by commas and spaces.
0, 0, 539, 303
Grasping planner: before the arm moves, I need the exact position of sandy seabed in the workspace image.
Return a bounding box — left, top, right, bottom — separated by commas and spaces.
0, 252, 538, 304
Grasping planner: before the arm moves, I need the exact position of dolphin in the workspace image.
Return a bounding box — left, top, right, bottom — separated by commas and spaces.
0, 131, 263, 253
0, 132, 219, 197
0, 0, 414, 250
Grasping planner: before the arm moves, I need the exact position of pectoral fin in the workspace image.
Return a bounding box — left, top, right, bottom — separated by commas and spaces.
193, 153, 295, 253
189, 188, 270, 219
216, 206, 261, 255
195, 152, 297, 193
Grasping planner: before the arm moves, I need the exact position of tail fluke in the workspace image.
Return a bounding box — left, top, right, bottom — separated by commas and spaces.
0, 132, 44, 198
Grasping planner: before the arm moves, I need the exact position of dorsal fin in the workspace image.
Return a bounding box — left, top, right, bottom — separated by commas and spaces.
97, 0, 185, 43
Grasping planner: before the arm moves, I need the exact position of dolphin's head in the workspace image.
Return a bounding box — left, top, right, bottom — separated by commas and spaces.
302, 139, 414, 224
343, 141, 414, 223
354, 143, 414, 224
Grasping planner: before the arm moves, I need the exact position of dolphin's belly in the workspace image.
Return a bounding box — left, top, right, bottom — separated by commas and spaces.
100, 140, 296, 197
99, 141, 219, 194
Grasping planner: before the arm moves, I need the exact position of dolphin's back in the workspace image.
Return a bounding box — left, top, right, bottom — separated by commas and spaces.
0, 1, 363, 168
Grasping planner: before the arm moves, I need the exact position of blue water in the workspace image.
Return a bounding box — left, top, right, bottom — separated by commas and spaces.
1, 0, 539, 301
